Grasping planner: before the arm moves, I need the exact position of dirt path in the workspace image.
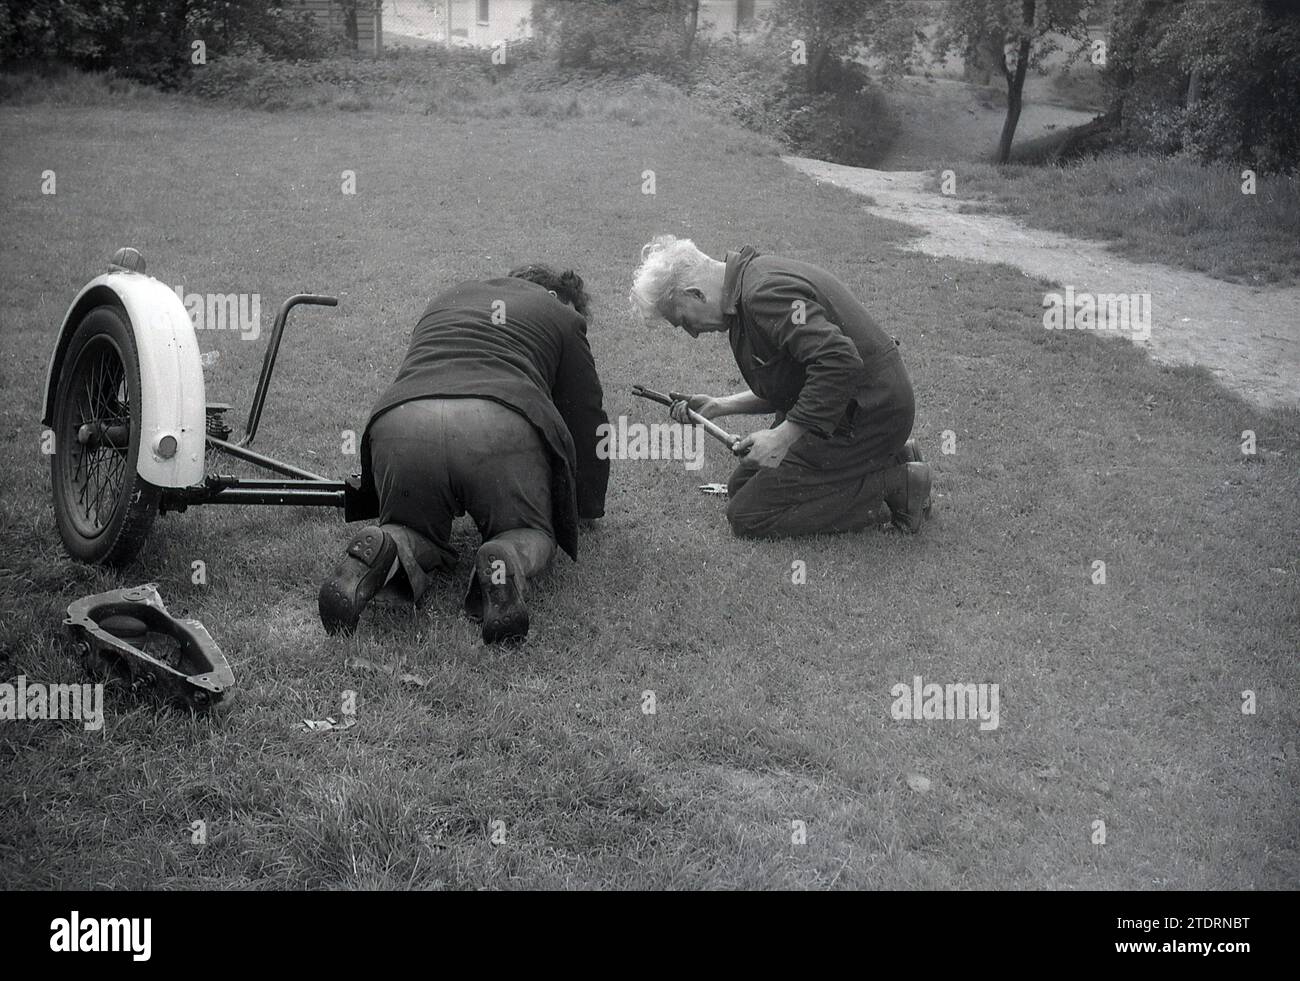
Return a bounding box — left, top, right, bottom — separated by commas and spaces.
785, 157, 1300, 411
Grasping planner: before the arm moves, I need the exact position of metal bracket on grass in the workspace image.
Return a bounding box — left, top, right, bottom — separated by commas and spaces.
64, 584, 235, 711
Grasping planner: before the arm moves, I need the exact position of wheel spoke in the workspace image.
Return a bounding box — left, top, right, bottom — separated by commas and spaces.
62, 337, 135, 536
86, 448, 104, 525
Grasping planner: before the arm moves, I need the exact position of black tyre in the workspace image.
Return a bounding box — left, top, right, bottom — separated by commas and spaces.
51, 305, 160, 566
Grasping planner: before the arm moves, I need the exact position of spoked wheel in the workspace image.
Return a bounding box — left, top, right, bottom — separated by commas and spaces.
51, 305, 160, 566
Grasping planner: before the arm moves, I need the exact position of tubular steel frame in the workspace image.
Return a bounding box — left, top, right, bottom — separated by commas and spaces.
155, 293, 374, 520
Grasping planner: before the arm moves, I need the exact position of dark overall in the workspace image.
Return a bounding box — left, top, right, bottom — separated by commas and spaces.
720, 248, 916, 538
358, 278, 609, 600
368, 398, 556, 593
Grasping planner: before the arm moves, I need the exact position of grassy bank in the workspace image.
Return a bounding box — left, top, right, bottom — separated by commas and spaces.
0, 62, 710, 128
937, 155, 1300, 286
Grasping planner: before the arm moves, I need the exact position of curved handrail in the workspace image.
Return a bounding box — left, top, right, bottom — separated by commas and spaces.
239, 294, 338, 447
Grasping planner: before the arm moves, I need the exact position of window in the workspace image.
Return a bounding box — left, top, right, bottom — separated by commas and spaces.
477, 0, 490, 25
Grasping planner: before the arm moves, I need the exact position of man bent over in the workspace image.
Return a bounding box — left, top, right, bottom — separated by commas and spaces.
320, 265, 609, 642
630, 236, 930, 538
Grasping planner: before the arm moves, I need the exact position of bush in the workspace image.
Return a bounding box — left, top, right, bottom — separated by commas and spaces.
689, 37, 899, 167
0, 0, 342, 88
531, 0, 699, 78
0, 67, 172, 107
1105, 0, 1300, 171
181, 40, 565, 114
0, 0, 108, 69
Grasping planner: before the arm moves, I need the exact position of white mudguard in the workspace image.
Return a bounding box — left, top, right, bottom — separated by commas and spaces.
43, 271, 206, 489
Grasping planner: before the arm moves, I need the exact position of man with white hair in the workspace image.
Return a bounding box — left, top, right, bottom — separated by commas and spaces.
630, 235, 931, 538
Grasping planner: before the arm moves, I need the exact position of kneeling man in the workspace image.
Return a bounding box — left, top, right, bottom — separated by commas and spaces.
320, 265, 609, 642
630, 236, 930, 538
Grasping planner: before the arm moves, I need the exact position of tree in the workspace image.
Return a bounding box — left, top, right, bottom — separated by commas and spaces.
1104, 0, 1300, 169
935, 0, 1092, 163
763, 0, 880, 93
0, 0, 337, 82
684, 0, 700, 59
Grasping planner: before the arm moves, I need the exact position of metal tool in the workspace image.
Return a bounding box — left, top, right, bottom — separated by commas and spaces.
630, 385, 746, 454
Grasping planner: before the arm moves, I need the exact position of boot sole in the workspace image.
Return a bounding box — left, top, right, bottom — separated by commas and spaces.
319, 526, 397, 635
890, 463, 932, 534
475, 547, 529, 643
901, 441, 932, 519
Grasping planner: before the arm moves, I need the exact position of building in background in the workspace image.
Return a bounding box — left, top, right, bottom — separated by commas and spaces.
380, 0, 776, 50
285, 1, 778, 53
289, 1, 383, 53
381, 0, 532, 48
698, 0, 776, 37
451, 0, 536, 46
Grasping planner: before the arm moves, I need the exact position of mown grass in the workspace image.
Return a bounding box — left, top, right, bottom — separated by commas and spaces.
0, 83, 1297, 889
937, 154, 1300, 287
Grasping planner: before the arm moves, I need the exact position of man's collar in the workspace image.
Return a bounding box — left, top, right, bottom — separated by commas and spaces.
721, 246, 758, 316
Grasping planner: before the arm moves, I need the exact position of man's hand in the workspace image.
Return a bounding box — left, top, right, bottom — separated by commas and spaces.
733, 420, 806, 468
669, 394, 723, 423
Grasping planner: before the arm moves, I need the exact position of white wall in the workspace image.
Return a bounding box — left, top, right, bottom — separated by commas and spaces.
449, 0, 535, 46
697, 0, 776, 37
386, 0, 779, 50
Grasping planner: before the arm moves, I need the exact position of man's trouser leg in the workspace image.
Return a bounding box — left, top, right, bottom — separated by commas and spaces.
726, 448, 896, 538
328, 398, 557, 636
368, 399, 464, 604
725, 359, 922, 538
437, 398, 556, 578
374, 396, 556, 571
727, 442, 931, 538
437, 399, 556, 641
319, 399, 460, 633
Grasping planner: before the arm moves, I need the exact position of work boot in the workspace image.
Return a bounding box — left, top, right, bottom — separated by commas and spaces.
883, 462, 933, 534
318, 525, 398, 635
464, 540, 530, 644
901, 440, 931, 519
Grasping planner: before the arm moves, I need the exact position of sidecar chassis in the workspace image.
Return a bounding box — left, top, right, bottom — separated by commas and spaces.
156, 292, 375, 519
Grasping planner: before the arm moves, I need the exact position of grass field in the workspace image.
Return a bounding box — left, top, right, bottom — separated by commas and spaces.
1, 89, 1297, 889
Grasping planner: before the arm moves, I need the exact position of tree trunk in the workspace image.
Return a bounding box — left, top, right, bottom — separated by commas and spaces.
684, 0, 700, 60
1182, 66, 1203, 151
995, 1, 1036, 164
170, 0, 190, 78
1105, 0, 1160, 129
996, 38, 1031, 163
809, 44, 831, 93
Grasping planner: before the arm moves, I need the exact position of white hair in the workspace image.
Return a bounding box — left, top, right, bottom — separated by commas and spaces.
629, 234, 714, 325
